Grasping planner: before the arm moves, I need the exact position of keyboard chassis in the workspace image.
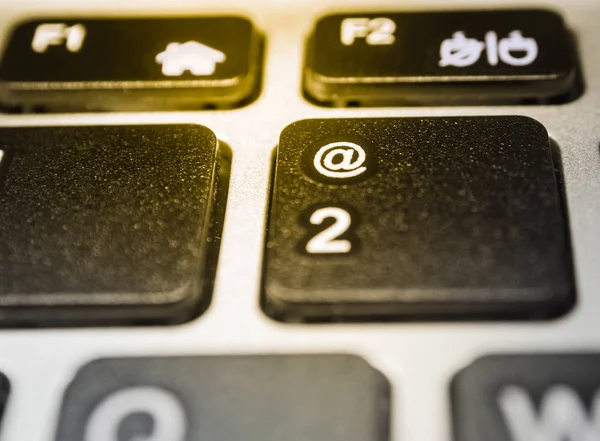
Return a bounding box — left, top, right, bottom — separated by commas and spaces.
0, 0, 598, 440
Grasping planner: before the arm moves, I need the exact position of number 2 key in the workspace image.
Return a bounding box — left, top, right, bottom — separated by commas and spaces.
262, 117, 575, 322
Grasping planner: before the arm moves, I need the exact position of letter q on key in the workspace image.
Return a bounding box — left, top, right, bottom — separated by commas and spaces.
313, 142, 367, 179
84, 386, 188, 441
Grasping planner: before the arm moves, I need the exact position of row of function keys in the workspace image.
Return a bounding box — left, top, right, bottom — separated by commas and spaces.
0, 9, 581, 111
0, 117, 575, 326
1, 353, 600, 441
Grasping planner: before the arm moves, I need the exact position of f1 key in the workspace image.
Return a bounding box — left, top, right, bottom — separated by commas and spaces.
0, 17, 262, 111
263, 117, 575, 322
304, 10, 579, 106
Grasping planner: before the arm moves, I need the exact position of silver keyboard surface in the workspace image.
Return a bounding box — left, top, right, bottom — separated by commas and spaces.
0, 0, 599, 440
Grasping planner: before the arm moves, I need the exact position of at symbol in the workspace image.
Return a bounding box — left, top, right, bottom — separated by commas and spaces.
313, 142, 367, 179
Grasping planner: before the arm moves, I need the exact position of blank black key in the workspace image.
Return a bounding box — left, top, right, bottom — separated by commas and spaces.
452, 354, 600, 441
0, 125, 222, 326
304, 10, 578, 106
0, 372, 8, 430
263, 117, 574, 322
55, 355, 390, 441
0, 17, 262, 111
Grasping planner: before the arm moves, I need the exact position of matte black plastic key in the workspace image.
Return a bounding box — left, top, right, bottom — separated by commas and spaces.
263, 117, 575, 322
55, 355, 390, 441
0, 17, 262, 111
453, 354, 600, 441
0, 372, 8, 430
0, 125, 224, 326
304, 10, 578, 106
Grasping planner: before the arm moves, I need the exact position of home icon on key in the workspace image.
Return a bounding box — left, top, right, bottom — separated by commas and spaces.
155, 41, 226, 76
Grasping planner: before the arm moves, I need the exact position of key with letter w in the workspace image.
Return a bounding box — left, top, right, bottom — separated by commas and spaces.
498, 385, 600, 441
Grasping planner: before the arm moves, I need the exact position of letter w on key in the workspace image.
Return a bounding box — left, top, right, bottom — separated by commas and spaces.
498, 385, 600, 441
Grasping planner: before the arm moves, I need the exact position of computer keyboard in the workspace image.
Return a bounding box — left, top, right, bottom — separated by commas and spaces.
0, 0, 599, 440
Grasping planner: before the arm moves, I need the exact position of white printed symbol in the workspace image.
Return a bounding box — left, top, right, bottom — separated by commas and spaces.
155, 41, 226, 76
84, 386, 187, 441
497, 31, 539, 66
439, 30, 538, 67
341, 17, 396, 46
439, 32, 485, 67
31, 23, 86, 53
313, 142, 367, 179
306, 207, 352, 254
498, 385, 600, 441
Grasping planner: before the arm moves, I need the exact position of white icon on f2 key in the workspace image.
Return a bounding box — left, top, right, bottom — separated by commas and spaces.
439, 30, 538, 68
31, 23, 87, 53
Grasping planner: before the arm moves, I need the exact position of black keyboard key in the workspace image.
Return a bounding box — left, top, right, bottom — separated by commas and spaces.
0, 372, 8, 431
304, 10, 578, 106
0, 125, 223, 326
0, 17, 262, 111
453, 354, 600, 441
263, 117, 574, 322
55, 355, 390, 441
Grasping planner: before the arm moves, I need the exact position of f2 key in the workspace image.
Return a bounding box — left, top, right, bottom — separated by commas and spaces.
263, 117, 575, 322
304, 10, 579, 106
